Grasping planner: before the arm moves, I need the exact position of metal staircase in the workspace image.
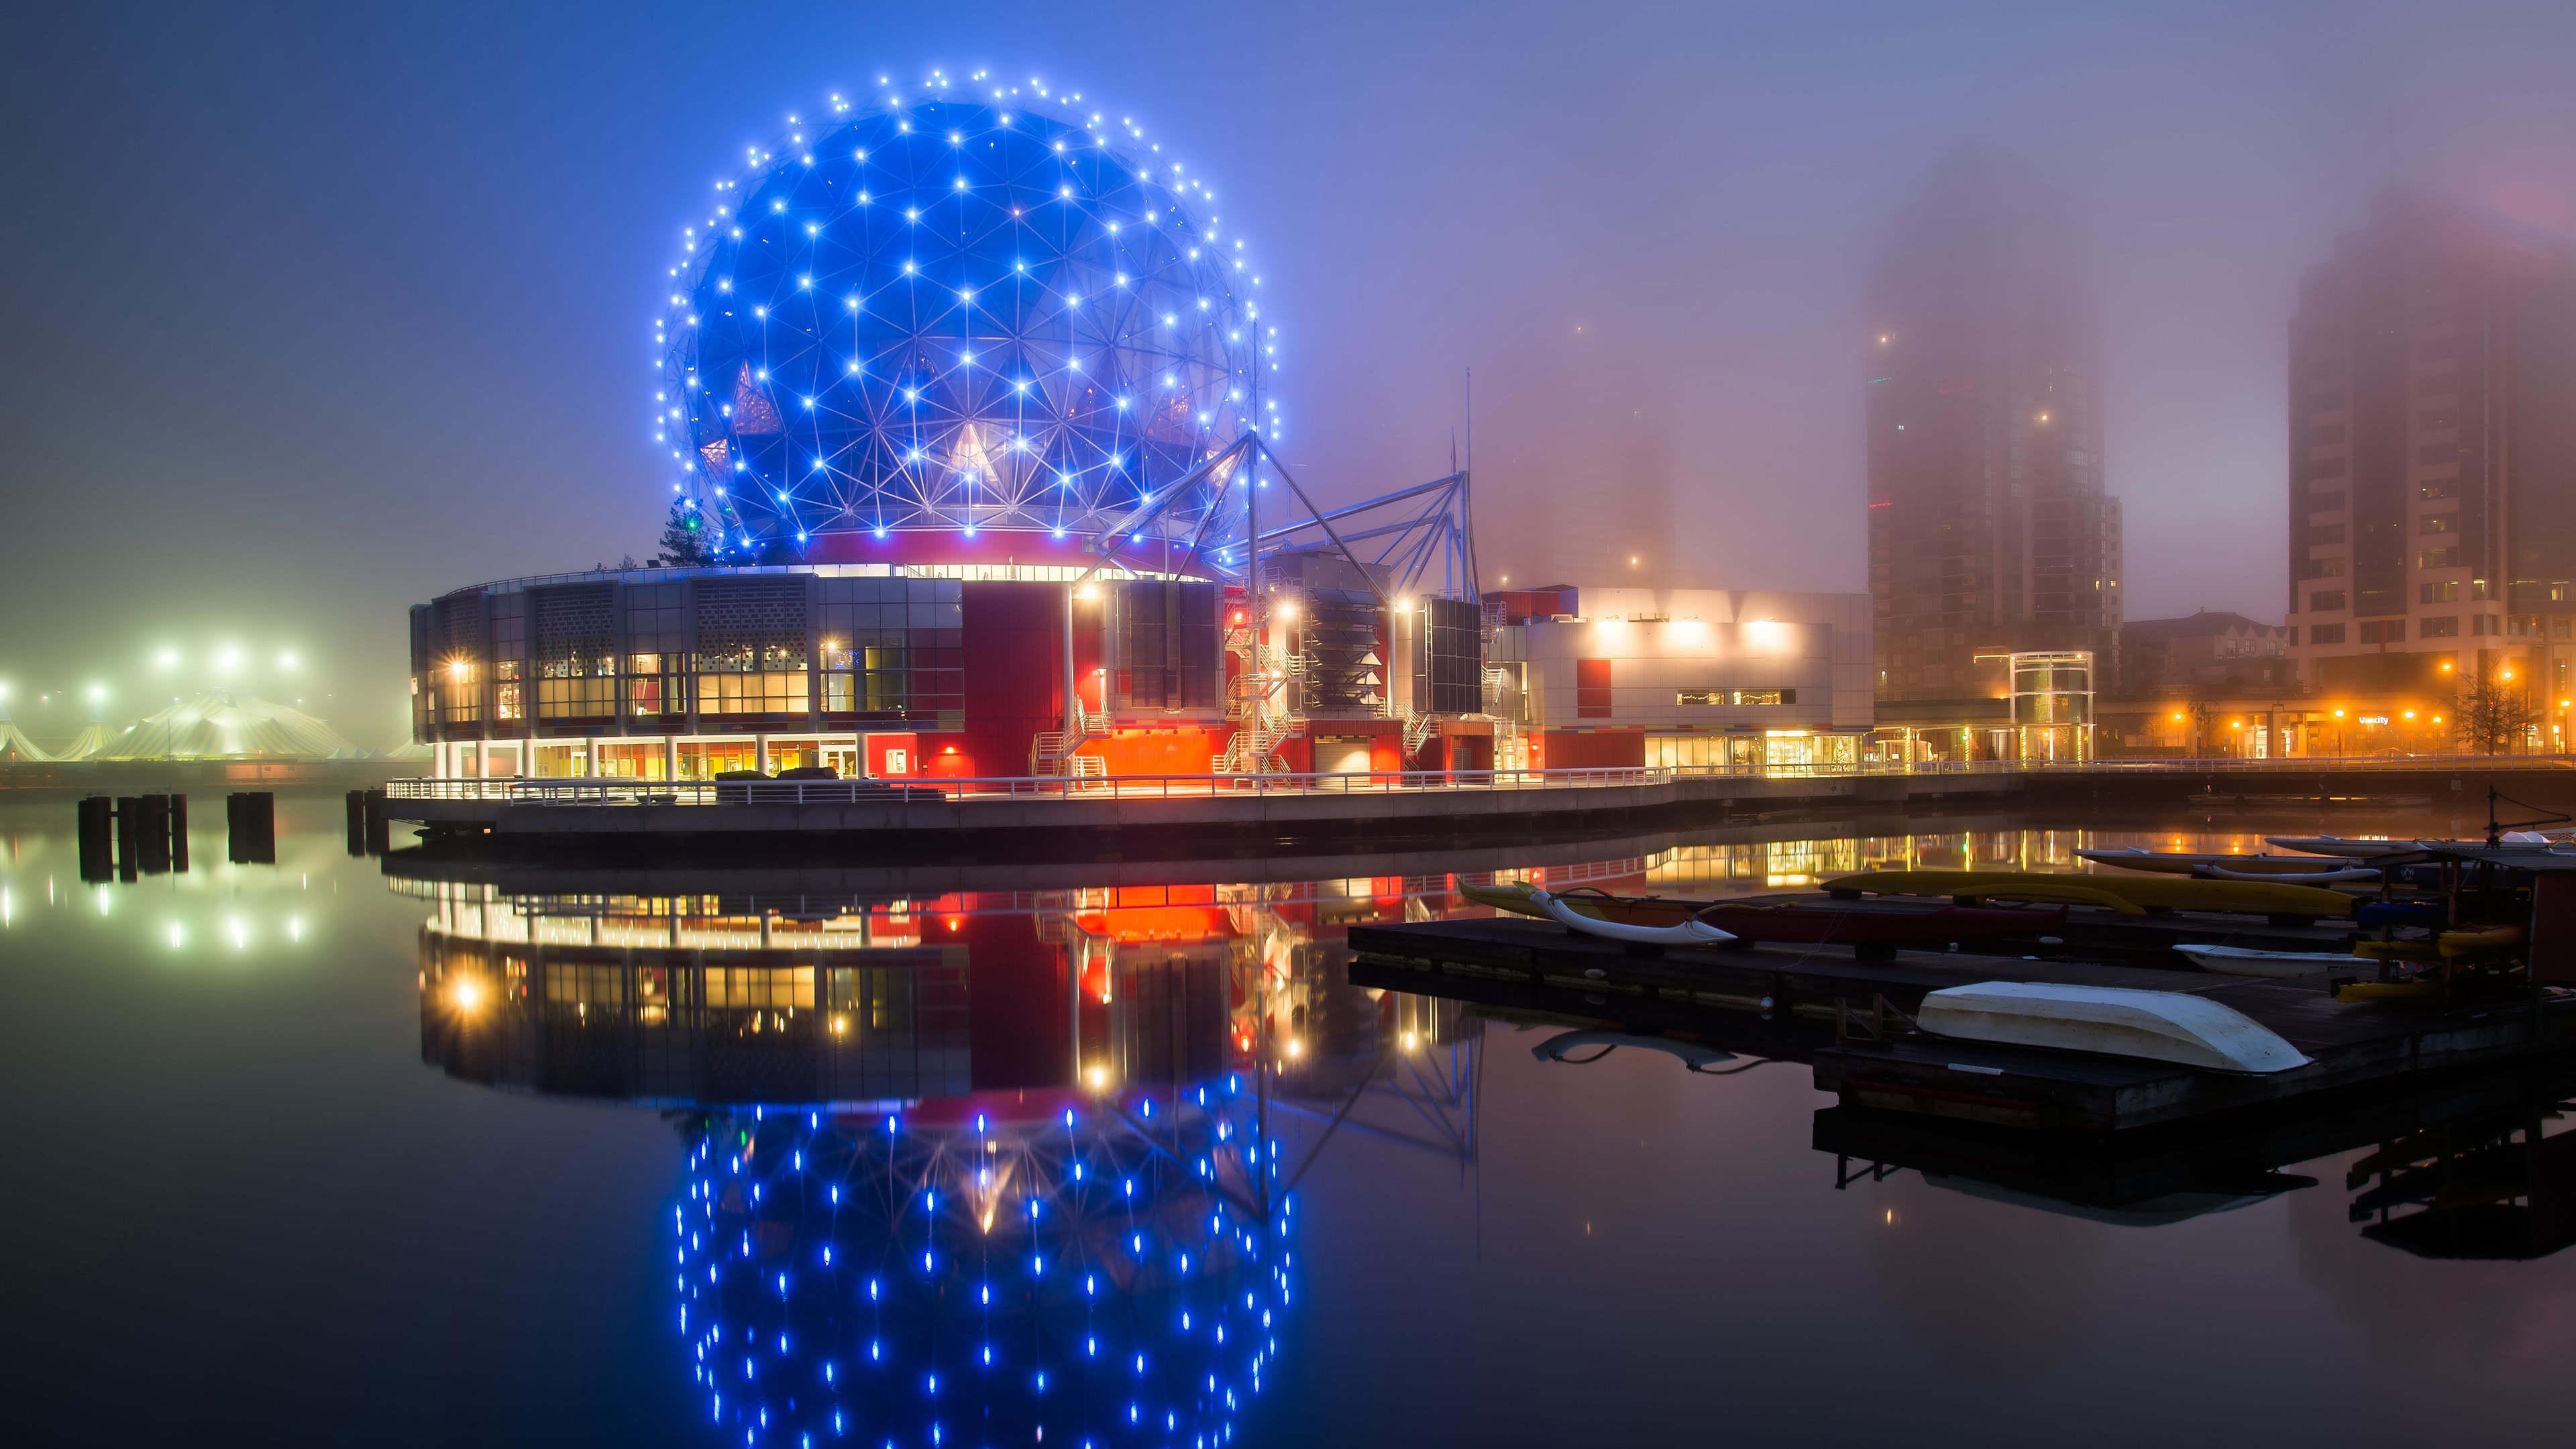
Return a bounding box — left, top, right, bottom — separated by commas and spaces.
1220, 615, 1303, 775
1402, 711, 1438, 758
1028, 702, 1104, 777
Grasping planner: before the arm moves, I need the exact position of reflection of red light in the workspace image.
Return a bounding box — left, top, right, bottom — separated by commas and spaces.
941, 745, 957, 755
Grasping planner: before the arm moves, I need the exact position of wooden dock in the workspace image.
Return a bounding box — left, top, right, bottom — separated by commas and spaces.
1345, 916, 2576, 1134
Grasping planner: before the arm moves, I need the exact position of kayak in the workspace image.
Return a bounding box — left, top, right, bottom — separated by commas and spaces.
2192, 863, 2382, 886
1915, 981, 2314, 1074
2263, 835, 2418, 859
2080, 848, 2370, 877
2438, 924, 2524, 959
1459, 880, 2061, 945
2352, 926, 2522, 962
1525, 887, 1735, 947
2335, 977, 2445, 1003
1821, 869, 2357, 918
2174, 943, 2361, 979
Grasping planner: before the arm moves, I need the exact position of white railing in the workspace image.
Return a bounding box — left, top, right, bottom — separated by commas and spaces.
379, 751, 2576, 809
388, 765, 1709, 807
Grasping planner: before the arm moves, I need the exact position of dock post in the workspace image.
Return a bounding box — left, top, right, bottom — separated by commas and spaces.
169, 794, 189, 872
76, 796, 113, 883
363, 788, 390, 856
227, 791, 276, 865
345, 790, 367, 856
137, 794, 172, 874
114, 796, 142, 880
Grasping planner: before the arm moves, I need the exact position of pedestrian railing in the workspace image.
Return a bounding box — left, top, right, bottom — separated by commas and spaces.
378, 751, 2576, 808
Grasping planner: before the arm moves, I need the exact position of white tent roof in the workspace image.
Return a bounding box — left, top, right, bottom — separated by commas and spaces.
95, 692, 360, 761
0, 718, 49, 763
51, 721, 107, 761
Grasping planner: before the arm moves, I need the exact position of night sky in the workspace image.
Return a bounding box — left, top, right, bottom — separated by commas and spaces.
4, 1, 2572, 745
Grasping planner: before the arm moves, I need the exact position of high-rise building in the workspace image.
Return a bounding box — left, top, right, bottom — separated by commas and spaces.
1864, 149, 2123, 702
2284, 193, 2576, 706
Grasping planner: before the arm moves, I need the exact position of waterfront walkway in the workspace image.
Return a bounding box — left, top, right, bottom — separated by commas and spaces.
376, 753, 2576, 849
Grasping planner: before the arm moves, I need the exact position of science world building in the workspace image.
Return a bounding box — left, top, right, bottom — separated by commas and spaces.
409, 74, 1505, 784
406, 72, 1871, 784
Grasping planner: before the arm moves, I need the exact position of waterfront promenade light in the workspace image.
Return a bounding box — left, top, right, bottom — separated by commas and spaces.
658, 73, 1270, 556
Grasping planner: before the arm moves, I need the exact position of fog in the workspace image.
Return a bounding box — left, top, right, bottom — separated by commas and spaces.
3, 1, 2571, 743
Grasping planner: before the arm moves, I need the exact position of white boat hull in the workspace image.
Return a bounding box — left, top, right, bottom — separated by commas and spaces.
1916, 981, 2314, 1073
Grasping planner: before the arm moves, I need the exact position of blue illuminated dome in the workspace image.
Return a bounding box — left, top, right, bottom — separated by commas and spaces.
657, 75, 1276, 557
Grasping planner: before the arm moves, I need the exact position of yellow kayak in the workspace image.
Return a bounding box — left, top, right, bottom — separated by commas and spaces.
2336, 977, 2445, 1003
1821, 869, 2355, 919
2352, 926, 2525, 961
2438, 924, 2524, 959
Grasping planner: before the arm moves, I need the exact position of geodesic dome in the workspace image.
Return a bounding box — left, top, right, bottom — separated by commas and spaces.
655, 75, 1280, 557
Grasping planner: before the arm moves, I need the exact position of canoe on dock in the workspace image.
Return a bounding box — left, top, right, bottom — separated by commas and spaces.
2078, 847, 2367, 877
2264, 835, 2417, 859
1458, 880, 2063, 947
2174, 943, 2361, 978
1915, 980, 2316, 1074
1821, 869, 2357, 918
2192, 863, 2381, 886
1522, 887, 1737, 947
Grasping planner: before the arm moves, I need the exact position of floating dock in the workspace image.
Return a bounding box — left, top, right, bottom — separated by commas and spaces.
1346, 915, 2576, 1134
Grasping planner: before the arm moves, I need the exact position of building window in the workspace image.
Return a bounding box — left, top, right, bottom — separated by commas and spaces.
2308, 590, 2346, 612
2419, 477, 2460, 500
2308, 490, 2347, 513
2306, 523, 2346, 545
2308, 623, 2346, 645
1675, 689, 1795, 706
817, 577, 963, 722
2418, 547, 2461, 570
2297, 557, 2346, 580
1576, 659, 1612, 718
2419, 513, 2458, 535
2359, 621, 2402, 644
2421, 580, 2460, 604
2419, 616, 2460, 639
2473, 614, 2500, 636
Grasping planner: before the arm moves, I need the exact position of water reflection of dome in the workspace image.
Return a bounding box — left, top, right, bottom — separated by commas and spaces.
678, 1088, 1287, 1447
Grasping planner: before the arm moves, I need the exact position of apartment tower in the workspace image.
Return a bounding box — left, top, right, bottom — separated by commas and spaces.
2286, 193, 2576, 711
1865, 149, 2123, 702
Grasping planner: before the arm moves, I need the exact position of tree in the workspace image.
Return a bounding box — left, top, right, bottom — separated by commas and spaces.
2454, 666, 2537, 755
656, 496, 712, 568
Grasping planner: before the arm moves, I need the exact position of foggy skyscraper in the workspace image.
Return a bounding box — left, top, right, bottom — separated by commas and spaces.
2284, 193, 2576, 697
1864, 149, 2123, 701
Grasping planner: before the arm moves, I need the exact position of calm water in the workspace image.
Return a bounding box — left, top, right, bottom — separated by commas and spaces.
4, 794, 2573, 1446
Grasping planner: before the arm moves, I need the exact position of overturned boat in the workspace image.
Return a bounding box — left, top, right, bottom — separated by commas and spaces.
1915, 981, 2315, 1074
